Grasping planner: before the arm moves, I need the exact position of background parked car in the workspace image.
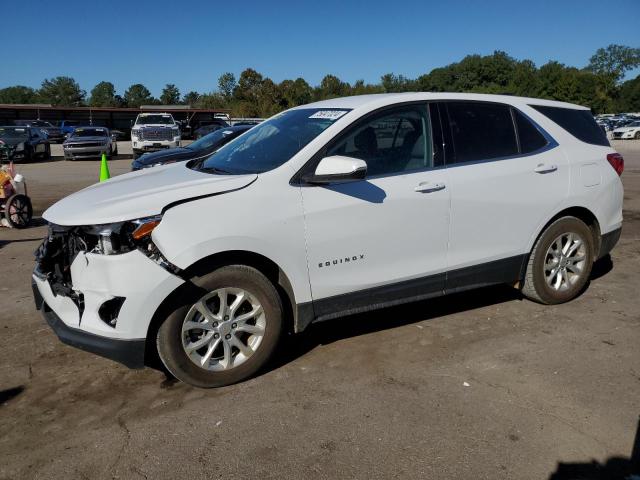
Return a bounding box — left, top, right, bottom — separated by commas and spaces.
613, 120, 640, 140
63, 126, 118, 160
14, 120, 65, 143
131, 124, 252, 170
0, 126, 50, 161
193, 119, 230, 139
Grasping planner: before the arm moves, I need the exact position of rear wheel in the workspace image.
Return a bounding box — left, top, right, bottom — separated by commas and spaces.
522, 216, 594, 304
157, 265, 283, 388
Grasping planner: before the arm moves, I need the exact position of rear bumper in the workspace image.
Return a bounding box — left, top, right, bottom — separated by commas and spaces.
33, 280, 146, 369
598, 227, 622, 259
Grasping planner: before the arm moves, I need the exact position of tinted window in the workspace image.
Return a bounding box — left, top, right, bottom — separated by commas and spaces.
513, 109, 548, 153
531, 105, 609, 147
327, 106, 432, 177
444, 102, 518, 163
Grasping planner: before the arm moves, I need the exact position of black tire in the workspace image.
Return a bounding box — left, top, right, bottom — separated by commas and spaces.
113, 143, 118, 156
157, 265, 283, 388
43, 144, 51, 160
635, 131, 640, 140
132, 151, 139, 160
4, 194, 32, 228
522, 216, 594, 304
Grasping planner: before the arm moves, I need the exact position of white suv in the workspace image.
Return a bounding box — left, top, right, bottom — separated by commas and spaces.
33, 93, 624, 388
130, 112, 181, 158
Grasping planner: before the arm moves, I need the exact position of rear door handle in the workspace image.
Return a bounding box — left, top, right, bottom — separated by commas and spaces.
415, 182, 446, 193
534, 163, 558, 174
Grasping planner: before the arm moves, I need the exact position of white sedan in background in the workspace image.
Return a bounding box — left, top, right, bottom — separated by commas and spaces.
612, 120, 640, 140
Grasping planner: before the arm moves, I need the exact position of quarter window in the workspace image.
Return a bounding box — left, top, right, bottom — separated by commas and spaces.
444, 102, 518, 164
327, 106, 432, 177
530, 105, 609, 147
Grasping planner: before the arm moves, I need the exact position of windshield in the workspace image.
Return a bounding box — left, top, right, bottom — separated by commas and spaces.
71, 127, 108, 137
136, 115, 174, 125
188, 128, 244, 151
192, 108, 350, 174
0, 127, 29, 139
628, 121, 640, 127
30, 121, 51, 127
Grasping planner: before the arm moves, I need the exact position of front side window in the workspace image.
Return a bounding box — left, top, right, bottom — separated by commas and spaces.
445, 102, 518, 164
326, 106, 433, 177
192, 108, 349, 174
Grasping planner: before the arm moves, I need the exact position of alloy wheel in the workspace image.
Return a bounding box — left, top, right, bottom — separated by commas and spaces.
181, 287, 266, 371
544, 232, 587, 292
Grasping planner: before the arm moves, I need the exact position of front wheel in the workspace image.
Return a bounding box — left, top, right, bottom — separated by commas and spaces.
635, 131, 640, 140
157, 265, 283, 388
522, 216, 594, 304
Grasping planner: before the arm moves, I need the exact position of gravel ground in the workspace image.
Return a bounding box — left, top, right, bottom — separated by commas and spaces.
0, 140, 638, 480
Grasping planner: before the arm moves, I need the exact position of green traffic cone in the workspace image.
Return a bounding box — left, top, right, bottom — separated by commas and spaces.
99, 153, 110, 182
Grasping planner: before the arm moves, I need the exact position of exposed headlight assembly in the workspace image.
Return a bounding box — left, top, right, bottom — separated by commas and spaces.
15, 142, 25, 152
81, 215, 179, 273
84, 215, 162, 255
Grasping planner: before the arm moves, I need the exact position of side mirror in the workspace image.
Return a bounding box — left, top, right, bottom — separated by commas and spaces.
303, 155, 367, 184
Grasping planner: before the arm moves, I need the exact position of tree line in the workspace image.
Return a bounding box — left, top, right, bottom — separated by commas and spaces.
1, 44, 638, 115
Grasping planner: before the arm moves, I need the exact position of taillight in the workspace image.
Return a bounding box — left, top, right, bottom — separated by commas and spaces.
607, 153, 624, 176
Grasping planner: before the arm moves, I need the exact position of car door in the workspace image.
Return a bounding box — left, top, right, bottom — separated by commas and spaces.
299, 104, 450, 320
433, 101, 569, 292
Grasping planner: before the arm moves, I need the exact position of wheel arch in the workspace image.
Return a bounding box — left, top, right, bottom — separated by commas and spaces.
526, 206, 601, 269
144, 249, 298, 369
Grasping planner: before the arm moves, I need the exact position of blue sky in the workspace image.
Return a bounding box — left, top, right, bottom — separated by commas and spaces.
1, 0, 638, 97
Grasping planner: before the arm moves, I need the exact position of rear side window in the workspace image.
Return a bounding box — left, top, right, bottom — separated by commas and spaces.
530, 105, 609, 147
513, 109, 548, 153
444, 102, 518, 163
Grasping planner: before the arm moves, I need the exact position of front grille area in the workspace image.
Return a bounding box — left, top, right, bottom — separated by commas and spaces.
613, 132, 623, 138
140, 128, 174, 141
67, 142, 104, 148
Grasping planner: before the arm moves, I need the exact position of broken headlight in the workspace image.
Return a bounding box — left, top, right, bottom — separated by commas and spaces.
84, 215, 163, 255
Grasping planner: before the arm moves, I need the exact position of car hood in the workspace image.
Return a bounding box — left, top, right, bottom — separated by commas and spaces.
0, 138, 26, 146
43, 163, 257, 226
64, 136, 108, 144
133, 147, 199, 167
613, 126, 639, 133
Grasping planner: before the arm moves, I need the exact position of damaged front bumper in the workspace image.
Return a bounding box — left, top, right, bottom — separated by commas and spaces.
33, 225, 184, 368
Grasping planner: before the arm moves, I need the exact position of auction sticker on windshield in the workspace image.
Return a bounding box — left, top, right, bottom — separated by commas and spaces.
309, 110, 349, 120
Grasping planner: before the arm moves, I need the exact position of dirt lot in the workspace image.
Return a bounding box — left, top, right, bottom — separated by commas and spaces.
1, 142, 639, 479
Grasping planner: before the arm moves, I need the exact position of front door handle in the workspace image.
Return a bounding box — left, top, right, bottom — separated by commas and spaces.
415, 182, 446, 193
534, 163, 558, 174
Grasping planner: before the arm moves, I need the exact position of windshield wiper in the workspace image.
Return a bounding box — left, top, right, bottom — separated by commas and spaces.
200, 166, 232, 175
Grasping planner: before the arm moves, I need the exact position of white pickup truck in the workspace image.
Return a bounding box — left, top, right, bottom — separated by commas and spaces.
131, 112, 181, 159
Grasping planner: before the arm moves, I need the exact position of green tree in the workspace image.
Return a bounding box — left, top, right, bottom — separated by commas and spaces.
218, 73, 237, 99
160, 84, 181, 104
588, 44, 640, 84
182, 91, 200, 106
0, 85, 38, 104
616, 75, 640, 112
38, 76, 85, 106
317, 74, 349, 99
124, 83, 154, 107
234, 68, 264, 104
279, 78, 312, 107
381, 73, 413, 92
89, 81, 117, 107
